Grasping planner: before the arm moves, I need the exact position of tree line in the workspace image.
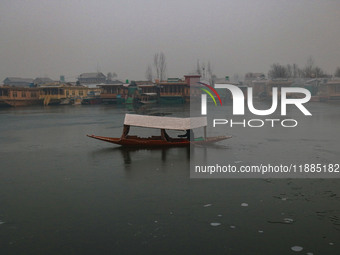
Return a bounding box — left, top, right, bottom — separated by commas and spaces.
268, 57, 340, 79
144, 53, 340, 82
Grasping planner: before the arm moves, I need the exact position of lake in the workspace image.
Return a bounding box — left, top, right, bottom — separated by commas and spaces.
0, 102, 339, 254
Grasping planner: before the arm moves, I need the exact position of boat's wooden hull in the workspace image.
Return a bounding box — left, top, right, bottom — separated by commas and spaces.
87, 134, 231, 147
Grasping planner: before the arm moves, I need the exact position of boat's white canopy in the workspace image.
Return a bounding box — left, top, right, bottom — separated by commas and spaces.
124, 114, 207, 130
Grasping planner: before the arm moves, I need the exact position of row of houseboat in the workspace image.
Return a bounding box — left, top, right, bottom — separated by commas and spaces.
1, 74, 340, 107
0, 75, 201, 107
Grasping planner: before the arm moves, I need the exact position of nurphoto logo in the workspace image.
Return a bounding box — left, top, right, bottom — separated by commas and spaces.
200, 83, 312, 128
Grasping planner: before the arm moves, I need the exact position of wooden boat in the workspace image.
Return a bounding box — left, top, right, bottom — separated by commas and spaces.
139, 92, 158, 104
87, 114, 231, 147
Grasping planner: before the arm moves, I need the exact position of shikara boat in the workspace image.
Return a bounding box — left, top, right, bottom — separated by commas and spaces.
87, 114, 231, 147
139, 92, 158, 104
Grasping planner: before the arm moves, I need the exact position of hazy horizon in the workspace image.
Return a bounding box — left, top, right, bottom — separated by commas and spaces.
1, 0, 340, 82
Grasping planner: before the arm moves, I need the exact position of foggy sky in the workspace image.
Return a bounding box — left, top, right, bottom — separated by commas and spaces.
1, 0, 340, 82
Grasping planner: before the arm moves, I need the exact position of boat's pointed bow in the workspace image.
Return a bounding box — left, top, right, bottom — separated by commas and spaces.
86, 134, 122, 144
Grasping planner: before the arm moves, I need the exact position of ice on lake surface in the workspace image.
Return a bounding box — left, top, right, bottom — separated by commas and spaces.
210, 223, 221, 227
283, 218, 294, 224
291, 246, 303, 252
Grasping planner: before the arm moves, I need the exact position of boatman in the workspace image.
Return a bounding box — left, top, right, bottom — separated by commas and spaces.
121, 125, 130, 139
178, 129, 194, 141
161, 129, 171, 141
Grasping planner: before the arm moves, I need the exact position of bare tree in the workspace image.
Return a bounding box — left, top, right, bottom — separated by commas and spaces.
159, 53, 167, 81
232, 73, 240, 83
207, 61, 215, 85
201, 62, 206, 79
154, 52, 167, 81
313, 66, 324, 78
268, 63, 288, 79
335, 67, 340, 77
303, 56, 315, 78
145, 65, 153, 81
196, 60, 201, 75
107, 72, 113, 81
292, 63, 299, 78
107, 72, 117, 81
302, 57, 326, 78
195, 60, 215, 83
154, 53, 160, 81
268, 58, 327, 79
286, 64, 292, 78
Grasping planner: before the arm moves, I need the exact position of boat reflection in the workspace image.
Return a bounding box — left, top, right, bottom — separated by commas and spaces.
89, 146, 190, 165
119, 146, 190, 164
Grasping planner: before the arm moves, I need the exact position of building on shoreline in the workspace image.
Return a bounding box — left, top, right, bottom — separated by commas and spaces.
157, 75, 201, 104
157, 79, 188, 104
96, 75, 202, 105
0, 74, 212, 107
3, 77, 34, 87
0, 86, 41, 107
33, 77, 55, 86
318, 80, 340, 101
78, 72, 106, 84
3, 72, 339, 107
97, 80, 127, 104
0, 84, 100, 106
249, 77, 340, 101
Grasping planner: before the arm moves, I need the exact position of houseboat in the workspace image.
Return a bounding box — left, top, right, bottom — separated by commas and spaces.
157, 75, 201, 104
0, 86, 41, 107
81, 90, 102, 105
97, 82, 127, 104
0, 84, 100, 107
318, 80, 340, 101
39, 84, 100, 105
